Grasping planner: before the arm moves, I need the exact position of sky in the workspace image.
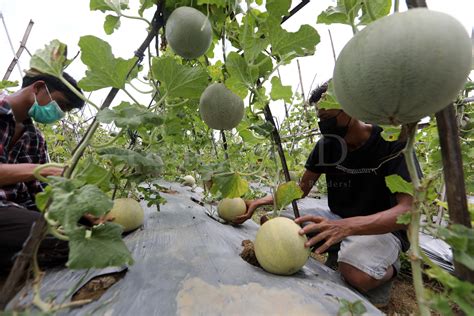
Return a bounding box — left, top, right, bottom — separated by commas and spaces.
0, 0, 473, 123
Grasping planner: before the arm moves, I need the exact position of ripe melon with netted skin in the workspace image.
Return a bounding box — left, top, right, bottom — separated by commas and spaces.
217, 197, 246, 222
254, 217, 310, 275
333, 9, 472, 125
199, 83, 245, 130
165, 6, 212, 59
106, 198, 144, 232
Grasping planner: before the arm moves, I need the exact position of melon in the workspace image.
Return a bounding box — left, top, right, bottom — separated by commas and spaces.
199, 83, 245, 130
165, 6, 212, 59
333, 9, 472, 125
217, 197, 246, 222
254, 217, 310, 275
182, 175, 196, 187
106, 198, 144, 232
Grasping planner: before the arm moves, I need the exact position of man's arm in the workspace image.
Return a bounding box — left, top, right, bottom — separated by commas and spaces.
296, 193, 413, 253
0, 163, 63, 186
232, 169, 321, 224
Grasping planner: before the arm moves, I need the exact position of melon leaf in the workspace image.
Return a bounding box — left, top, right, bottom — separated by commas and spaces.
266, 0, 291, 17
275, 181, 303, 210
30, 40, 68, 77
359, 0, 392, 25
151, 56, 208, 99
197, 0, 227, 8
78, 35, 138, 91
385, 175, 413, 196
225, 52, 259, 98
90, 0, 129, 13
265, 17, 319, 59
317, 0, 361, 26
97, 101, 163, 128
270, 76, 292, 103
104, 14, 121, 34
67, 223, 134, 269
211, 172, 249, 198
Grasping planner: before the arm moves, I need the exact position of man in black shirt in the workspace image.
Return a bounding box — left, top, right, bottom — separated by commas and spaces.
234, 83, 420, 307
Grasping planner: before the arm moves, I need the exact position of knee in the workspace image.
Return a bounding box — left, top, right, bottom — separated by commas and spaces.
339, 262, 374, 293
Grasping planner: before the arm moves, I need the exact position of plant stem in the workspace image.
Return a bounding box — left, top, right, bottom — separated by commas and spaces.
59, 77, 100, 111
33, 163, 65, 183
91, 129, 124, 148
64, 121, 100, 178
402, 122, 430, 316
119, 13, 152, 27
123, 87, 142, 105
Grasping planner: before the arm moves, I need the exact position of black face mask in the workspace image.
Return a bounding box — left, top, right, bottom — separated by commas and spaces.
318, 111, 351, 138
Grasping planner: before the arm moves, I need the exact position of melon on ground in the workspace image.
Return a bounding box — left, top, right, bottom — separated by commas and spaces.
254, 217, 310, 275
199, 83, 245, 130
106, 198, 144, 232
217, 197, 246, 222
182, 175, 196, 187
165, 6, 212, 59
333, 8, 472, 125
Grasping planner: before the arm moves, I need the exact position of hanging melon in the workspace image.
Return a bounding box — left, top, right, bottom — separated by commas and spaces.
165, 6, 212, 59
333, 9, 472, 125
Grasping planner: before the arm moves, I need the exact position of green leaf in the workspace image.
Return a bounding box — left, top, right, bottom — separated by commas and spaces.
67, 223, 134, 269
438, 225, 474, 270
359, 0, 392, 25
266, 0, 291, 17
239, 15, 269, 64
317, 81, 341, 110
151, 56, 209, 99
0, 80, 19, 90
48, 183, 114, 231
396, 212, 411, 225
211, 173, 249, 198
78, 35, 138, 91
266, 19, 320, 58
270, 76, 292, 103
225, 52, 259, 98
30, 40, 68, 77
97, 102, 163, 129
98, 147, 163, 176
317, 0, 361, 26
275, 181, 303, 210
90, 0, 129, 12
385, 175, 413, 196
75, 160, 112, 192
426, 291, 453, 316
139, 0, 157, 16
380, 125, 402, 142
35, 186, 52, 212
197, 0, 227, 7
104, 15, 121, 35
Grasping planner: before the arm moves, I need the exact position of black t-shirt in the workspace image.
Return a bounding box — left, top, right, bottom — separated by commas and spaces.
305, 125, 422, 252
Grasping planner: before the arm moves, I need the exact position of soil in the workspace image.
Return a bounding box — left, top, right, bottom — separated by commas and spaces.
240, 239, 261, 268
71, 270, 126, 302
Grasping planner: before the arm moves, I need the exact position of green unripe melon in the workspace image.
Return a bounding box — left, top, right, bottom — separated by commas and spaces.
182, 175, 196, 187
254, 217, 310, 275
106, 198, 144, 232
217, 197, 246, 222
199, 83, 245, 130
333, 9, 472, 125
165, 6, 212, 59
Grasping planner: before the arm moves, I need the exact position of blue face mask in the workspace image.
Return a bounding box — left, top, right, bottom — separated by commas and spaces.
28, 85, 65, 124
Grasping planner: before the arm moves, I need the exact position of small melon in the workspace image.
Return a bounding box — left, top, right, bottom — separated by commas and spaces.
199, 83, 245, 130
182, 175, 196, 187
165, 6, 212, 59
254, 217, 310, 275
217, 197, 247, 222
106, 198, 144, 232
333, 9, 472, 125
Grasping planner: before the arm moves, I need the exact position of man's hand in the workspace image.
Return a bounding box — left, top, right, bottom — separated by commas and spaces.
295, 215, 353, 254
39, 166, 64, 177
232, 200, 258, 225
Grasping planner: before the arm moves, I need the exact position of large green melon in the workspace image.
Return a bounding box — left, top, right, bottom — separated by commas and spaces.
217, 197, 246, 222
254, 217, 310, 276
106, 198, 145, 232
199, 83, 245, 130
165, 6, 212, 59
333, 9, 472, 125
